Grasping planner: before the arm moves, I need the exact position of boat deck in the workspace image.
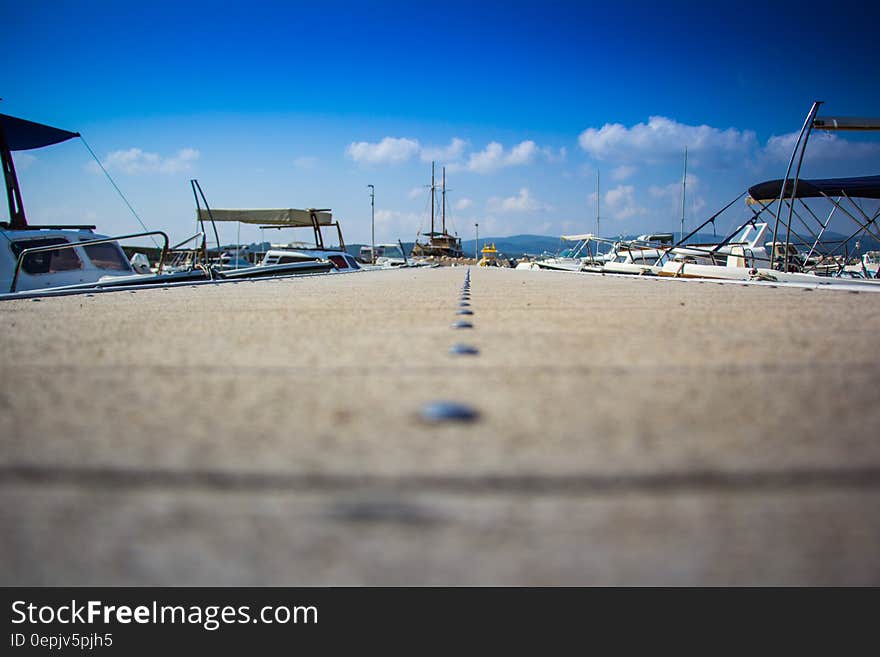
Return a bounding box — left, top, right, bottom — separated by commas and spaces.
1, 267, 879, 585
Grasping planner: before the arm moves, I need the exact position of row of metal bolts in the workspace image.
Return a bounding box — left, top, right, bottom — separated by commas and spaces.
421, 269, 481, 423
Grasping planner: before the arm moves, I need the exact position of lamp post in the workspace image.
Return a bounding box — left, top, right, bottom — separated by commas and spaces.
474, 223, 479, 261
367, 184, 375, 264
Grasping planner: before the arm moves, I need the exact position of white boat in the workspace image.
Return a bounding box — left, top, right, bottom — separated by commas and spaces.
0, 113, 162, 293
359, 243, 408, 267
655, 103, 880, 288
515, 234, 603, 271
658, 223, 775, 280
862, 251, 880, 278
373, 243, 408, 267
602, 233, 673, 275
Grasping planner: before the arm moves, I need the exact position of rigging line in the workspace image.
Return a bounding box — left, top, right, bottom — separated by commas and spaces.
79, 136, 160, 248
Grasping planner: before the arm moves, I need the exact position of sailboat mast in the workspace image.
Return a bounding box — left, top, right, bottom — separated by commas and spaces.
430, 161, 435, 237
442, 166, 446, 234
680, 146, 688, 242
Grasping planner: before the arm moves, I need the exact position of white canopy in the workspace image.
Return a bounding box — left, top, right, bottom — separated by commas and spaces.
197, 208, 332, 226
560, 233, 594, 241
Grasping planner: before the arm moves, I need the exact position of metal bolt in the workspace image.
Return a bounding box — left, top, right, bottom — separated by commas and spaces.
420, 401, 480, 423
451, 320, 473, 329
449, 344, 479, 355
456, 309, 473, 315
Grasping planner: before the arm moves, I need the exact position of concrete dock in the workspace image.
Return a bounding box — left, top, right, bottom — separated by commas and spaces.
1, 267, 879, 585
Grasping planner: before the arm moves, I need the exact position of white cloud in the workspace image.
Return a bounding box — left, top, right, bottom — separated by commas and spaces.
466, 142, 514, 173
463, 140, 540, 173
604, 185, 648, 220
346, 136, 468, 167
420, 137, 468, 163
649, 175, 705, 218
506, 141, 538, 165
347, 136, 562, 173
375, 209, 417, 224
763, 131, 880, 162
649, 173, 699, 199
454, 197, 473, 210
578, 116, 757, 168
346, 137, 420, 165
542, 146, 567, 163
487, 188, 549, 213
611, 164, 636, 181
92, 147, 200, 175
407, 187, 425, 200
373, 209, 424, 240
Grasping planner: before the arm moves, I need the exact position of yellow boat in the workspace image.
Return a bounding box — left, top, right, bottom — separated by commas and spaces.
478, 242, 505, 267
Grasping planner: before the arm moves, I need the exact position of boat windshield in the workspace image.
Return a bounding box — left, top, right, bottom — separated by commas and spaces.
377, 247, 404, 259
10, 237, 82, 274
80, 240, 132, 271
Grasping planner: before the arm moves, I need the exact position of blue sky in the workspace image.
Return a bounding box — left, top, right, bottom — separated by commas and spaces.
4, 0, 880, 246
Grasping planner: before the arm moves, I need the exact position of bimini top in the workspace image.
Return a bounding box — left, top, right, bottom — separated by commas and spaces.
747, 175, 880, 203
196, 208, 333, 226
0, 113, 80, 151
560, 233, 595, 241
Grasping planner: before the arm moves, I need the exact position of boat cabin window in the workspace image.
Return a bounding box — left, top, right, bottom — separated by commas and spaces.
328, 255, 350, 269
10, 237, 82, 274
79, 240, 132, 271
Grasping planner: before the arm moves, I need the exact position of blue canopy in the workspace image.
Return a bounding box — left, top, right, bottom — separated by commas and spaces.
748, 175, 880, 201
0, 113, 79, 151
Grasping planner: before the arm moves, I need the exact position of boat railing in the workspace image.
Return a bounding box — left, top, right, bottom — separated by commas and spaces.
170, 231, 206, 251
10, 230, 170, 293
165, 231, 209, 270
668, 242, 773, 267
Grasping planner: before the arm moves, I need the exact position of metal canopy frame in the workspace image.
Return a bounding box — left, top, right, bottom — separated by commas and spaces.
0, 114, 82, 230
655, 102, 880, 277
259, 209, 345, 252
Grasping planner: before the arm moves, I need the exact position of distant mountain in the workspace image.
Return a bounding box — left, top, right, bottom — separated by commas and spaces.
461, 234, 565, 259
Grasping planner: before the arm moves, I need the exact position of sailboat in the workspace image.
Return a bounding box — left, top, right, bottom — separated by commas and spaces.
411, 162, 463, 258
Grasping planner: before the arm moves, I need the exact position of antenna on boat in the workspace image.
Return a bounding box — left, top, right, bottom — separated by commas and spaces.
596, 170, 600, 254
680, 146, 688, 243
442, 166, 446, 235
368, 184, 375, 264
430, 161, 435, 237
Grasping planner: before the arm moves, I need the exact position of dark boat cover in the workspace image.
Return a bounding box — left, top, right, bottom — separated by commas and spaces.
748, 175, 880, 201
0, 113, 80, 151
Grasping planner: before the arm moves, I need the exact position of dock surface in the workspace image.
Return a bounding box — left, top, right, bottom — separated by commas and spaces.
2, 267, 879, 585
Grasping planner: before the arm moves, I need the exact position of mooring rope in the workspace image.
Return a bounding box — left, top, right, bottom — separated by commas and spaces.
79, 136, 160, 248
